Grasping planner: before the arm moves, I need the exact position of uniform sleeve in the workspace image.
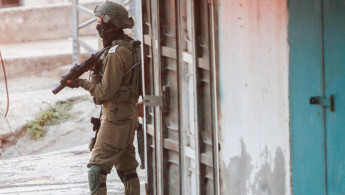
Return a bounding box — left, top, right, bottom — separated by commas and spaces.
88, 47, 128, 102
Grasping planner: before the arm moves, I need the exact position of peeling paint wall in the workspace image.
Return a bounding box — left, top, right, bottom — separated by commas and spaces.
217, 0, 291, 194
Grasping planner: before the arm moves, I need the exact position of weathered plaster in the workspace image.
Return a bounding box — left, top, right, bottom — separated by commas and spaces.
217, 0, 291, 194
251, 147, 286, 195
225, 139, 253, 195
220, 141, 286, 195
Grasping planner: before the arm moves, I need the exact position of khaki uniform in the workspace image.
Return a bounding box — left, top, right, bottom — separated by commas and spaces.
85, 41, 141, 195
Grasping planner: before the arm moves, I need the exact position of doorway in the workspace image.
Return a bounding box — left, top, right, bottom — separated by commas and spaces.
289, 0, 345, 194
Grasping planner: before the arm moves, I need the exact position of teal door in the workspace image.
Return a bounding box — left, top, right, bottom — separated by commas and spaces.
289, 0, 345, 194
323, 1, 345, 193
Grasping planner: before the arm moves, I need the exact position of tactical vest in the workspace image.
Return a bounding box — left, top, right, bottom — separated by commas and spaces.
94, 39, 142, 105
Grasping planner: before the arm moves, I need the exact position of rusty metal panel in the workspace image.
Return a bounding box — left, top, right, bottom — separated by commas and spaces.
158, 0, 181, 194
176, 0, 199, 194
143, 0, 181, 194
141, 0, 220, 194
188, 0, 203, 194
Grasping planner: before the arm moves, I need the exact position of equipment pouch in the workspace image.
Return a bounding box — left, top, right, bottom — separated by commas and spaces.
91, 117, 101, 131
114, 85, 130, 103
108, 104, 132, 121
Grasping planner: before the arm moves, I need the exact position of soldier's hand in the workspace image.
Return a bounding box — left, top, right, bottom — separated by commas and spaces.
91, 73, 102, 82
66, 79, 84, 88
136, 101, 144, 118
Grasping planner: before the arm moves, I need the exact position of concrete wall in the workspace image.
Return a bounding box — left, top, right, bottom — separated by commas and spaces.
0, 1, 101, 44
217, 0, 291, 194
21, 0, 69, 6
21, 0, 95, 6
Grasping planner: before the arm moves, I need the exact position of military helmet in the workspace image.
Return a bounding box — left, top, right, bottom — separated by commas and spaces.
94, 1, 134, 29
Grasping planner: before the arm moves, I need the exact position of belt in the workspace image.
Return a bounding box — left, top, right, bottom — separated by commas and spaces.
103, 101, 125, 107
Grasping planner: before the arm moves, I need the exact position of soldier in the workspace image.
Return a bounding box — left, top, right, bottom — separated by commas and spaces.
66, 1, 141, 194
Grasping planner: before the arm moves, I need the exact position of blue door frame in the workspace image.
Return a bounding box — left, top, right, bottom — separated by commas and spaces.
289, 0, 345, 194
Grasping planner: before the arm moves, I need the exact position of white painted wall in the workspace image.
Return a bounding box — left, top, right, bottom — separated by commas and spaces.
217, 0, 291, 194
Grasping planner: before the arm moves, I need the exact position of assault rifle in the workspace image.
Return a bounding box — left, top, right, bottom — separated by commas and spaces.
52, 46, 110, 95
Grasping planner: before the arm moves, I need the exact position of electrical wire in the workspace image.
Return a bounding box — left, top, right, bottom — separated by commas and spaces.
0, 50, 9, 118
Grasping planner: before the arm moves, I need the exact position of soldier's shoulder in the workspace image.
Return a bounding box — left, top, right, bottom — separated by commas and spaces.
108, 45, 119, 54
108, 44, 131, 55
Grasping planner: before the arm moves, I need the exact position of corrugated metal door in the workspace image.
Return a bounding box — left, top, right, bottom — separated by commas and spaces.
141, 0, 219, 194
142, 0, 181, 194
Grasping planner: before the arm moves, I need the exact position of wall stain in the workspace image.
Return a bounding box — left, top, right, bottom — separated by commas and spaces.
220, 141, 287, 195
227, 139, 253, 195
251, 147, 286, 195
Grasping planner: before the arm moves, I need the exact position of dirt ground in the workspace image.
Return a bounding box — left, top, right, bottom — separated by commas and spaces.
0, 64, 98, 158
0, 65, 145, 194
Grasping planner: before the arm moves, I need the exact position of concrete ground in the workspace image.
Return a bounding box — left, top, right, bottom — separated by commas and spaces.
0, 144, 146, 194
0, 36, 145, 194
0, 72, 146, 194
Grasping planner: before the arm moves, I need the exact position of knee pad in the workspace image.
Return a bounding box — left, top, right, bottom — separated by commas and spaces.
88, 166, 107, 194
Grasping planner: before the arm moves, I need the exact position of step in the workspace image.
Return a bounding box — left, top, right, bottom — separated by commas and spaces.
0, 36, 98, 78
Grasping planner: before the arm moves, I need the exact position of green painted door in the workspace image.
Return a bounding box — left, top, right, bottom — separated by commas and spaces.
289, 0, 345, 194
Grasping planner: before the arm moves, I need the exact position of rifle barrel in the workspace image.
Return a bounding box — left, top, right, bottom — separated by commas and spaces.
52, 83, 67, 94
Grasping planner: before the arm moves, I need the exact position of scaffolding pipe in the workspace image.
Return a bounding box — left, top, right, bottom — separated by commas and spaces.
78, 17, 97, 30
72, 0, 79, 64
72, 0, 97, 64
77, 4, 95, 17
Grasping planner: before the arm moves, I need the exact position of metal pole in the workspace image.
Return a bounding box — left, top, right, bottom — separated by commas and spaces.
209, 1, 220, 194
78, 18, 97, 30
139, 0, 149, 194
191, 0, 201, 194
72, 0, 79, 64
176, 0, 185, 194
77, 4, 95, 16
151, 0, 163, 194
